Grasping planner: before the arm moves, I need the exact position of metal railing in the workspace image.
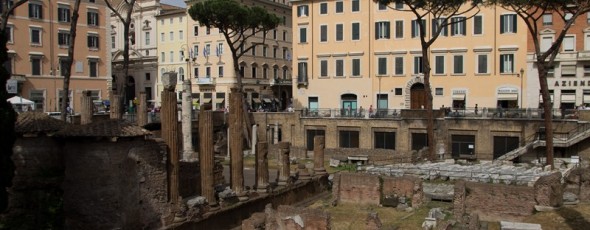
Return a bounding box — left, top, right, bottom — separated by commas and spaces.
300, 108, 401, 118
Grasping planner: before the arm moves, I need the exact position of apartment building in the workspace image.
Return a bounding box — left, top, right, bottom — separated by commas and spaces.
186, 0, 292, 111
291, 0, 527, 112
154, 5, 187, 104
110, 0, 170, 107
526, 11, 590, 110
6, 0, 110, 112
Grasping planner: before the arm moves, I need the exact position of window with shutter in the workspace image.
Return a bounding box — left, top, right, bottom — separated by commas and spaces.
395, 57, 403, 75
336, 24, 343, 41
378, 57, 387, 75
320, 60, 328, 77
320, 25, 327, 42
352, 23, 360, 40
474, 15, 483, 35
434, 56, 444, 74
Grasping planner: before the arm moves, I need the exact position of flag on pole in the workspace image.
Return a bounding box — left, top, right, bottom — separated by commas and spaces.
203, 46, 207, 57
286, 51, 291, 61
189, 48, 193, 59
216, 45, 220, 57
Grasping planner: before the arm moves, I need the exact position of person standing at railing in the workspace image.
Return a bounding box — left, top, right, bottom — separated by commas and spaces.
475, 104, 479, 115
369, 105, 374, 118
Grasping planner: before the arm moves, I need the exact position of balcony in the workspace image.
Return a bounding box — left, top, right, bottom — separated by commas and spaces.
579, 51, 590, 60
297, 75, 308, 86
272, 78, 292, 86
195, 77, 215, 85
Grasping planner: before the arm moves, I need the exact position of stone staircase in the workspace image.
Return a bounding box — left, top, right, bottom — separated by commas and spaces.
495, 122, 590, 162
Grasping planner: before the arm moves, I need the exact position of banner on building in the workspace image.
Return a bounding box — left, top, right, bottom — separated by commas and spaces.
6, 79, 17, 94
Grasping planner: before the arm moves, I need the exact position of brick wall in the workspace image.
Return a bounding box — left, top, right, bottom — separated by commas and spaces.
63, 137, 169, 229
454, 181, 537, 220
2, 136, 64, 228
336, 173, 381, 206
382, 176, 424, 207
333, 173, 423, 208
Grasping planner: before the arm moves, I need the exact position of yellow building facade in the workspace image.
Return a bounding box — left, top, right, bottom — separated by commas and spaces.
155, 8, 189, 103
291, 0, 528, 112
7, 0, 110, 112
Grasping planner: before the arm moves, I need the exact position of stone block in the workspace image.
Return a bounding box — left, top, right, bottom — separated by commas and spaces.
500, 221, 542, 230
161, 72, 177, 91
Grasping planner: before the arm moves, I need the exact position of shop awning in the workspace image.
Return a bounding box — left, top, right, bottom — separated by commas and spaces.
263, 98, 272, 103
214, 98, 225, 104
253, 98, 262, 103
202, 98, 212, 103
561, 94, 576, 103
497, 93, 518, 100
539, 95, 554, 103
274, 98, 281, 103
452, 94, 465, 100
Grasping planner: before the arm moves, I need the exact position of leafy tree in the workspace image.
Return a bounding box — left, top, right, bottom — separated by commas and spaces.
105, 0, 137, 119
0, 0, 28, 212
60, 0, 82, 121
188, 0, 281, 92
375, 0, 480, 160
188, 0, 281, 147
487, 0, 590, 169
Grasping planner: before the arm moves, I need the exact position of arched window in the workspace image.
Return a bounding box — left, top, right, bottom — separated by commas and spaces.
179, 67, 185, 81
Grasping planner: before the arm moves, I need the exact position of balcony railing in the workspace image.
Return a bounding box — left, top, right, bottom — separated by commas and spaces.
297, 75, 308, 86
272, 78, 293, 86
195, 77, 215, 85
298, 107, 582, 120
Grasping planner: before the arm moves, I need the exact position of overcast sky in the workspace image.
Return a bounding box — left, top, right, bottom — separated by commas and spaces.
161, 0, 186, 8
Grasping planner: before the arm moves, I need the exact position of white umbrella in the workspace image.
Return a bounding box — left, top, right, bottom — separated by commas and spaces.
7, 96, 35, 111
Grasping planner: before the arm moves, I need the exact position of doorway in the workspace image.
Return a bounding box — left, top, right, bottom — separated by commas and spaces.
410, 83, 426, 109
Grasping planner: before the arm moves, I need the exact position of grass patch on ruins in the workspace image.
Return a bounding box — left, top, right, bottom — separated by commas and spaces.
519, 203, 590, 230
308, 198, 452, 229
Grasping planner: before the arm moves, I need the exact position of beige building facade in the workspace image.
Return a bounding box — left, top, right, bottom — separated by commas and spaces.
7, 0, 110, 112
185, 0, 292, 111
155, 7, 188, 103
291, 1, 528, 113
110, 0, 172, 107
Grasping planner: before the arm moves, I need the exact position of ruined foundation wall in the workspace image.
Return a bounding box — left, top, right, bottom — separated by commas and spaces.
335, 173, 380, 206
1, 136, 64, 228
382, 176, 424, 208
63, 138, 168, 229
455, 181, 536, 220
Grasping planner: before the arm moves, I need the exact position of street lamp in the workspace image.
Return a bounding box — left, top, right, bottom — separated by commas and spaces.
520, 68, 524, 109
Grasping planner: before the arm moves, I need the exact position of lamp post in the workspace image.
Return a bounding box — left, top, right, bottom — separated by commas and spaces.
520, 68, 524, 109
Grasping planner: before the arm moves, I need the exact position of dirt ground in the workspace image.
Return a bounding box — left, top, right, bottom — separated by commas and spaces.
307, 196, 590, 230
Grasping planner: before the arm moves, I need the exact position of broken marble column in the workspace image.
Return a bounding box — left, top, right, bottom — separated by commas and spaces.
110, 94, 122, 119
277, 142, 291, 186
298, 163, 311, 181
256, 141, 269, 193
161, 72, 180, 204
229, 88, 247, 200
80, 90, 93, 125
137, 92, 147, 126
181, 80, 195, 160
199, 110, 217, 206
313, 136, 327, 175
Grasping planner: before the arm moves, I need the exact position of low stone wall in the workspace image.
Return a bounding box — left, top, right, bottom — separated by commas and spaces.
333, 173, 423, 208
171, 176, 330, 230
453, 173, 563, 221
63, 137, 169, 229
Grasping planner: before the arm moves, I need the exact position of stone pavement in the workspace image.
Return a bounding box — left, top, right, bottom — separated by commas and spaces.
364, 160, 574, 186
